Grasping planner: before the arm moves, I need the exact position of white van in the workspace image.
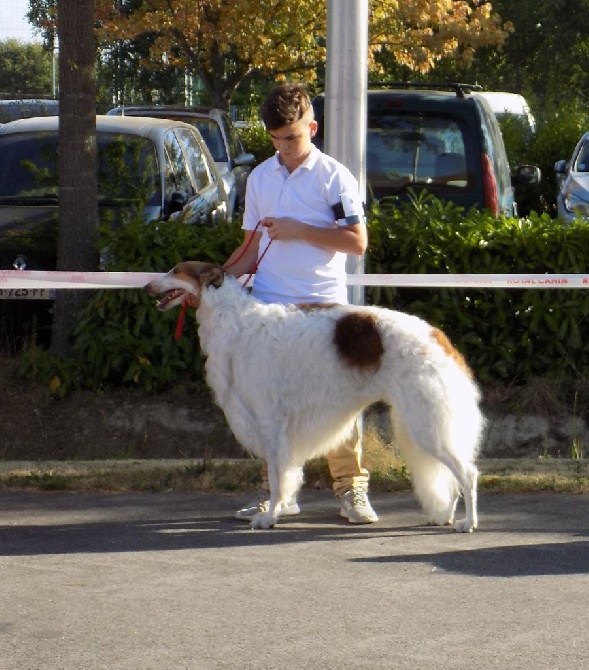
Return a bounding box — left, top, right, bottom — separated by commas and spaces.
473, 92, 536, 136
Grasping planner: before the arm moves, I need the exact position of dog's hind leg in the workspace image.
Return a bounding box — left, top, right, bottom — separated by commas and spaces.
450, 462, 478, 533
391, 407, 480, 533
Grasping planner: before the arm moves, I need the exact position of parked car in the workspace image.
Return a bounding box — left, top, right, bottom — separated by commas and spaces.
107, 105, 256, 218
554, 132, 589, 223
0, 114, 229, 275
0, 99, 59, 124
0, 114, 229, 346
312, 83, 541, 216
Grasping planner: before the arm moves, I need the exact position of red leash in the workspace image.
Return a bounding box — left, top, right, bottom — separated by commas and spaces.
223, 219, 273, 287
175, 301, 188, 341
175, 221, 271, 340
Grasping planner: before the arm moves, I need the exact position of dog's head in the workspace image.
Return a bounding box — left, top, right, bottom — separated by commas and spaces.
144, 261, 225, 310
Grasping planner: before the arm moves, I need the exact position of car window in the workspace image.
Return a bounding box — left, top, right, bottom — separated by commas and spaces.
97, 134, 160, 205
163, 130, 196, 199
0, 132, 59, 196
366, 112, 469, 189
191, 119, 228, 162
574, 142, 589, 172
173, 127, 212, 191
0, 131, 160, 205
0, 100, 59, 123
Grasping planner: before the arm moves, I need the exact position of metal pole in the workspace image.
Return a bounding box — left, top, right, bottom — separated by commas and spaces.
325, 0, 368, 306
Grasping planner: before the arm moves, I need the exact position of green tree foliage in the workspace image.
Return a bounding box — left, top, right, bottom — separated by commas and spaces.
405, 0, 589, 115
27, 0, 508, 110
0, 39, 53, 98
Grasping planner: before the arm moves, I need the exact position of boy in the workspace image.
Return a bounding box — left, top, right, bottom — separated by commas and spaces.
224, 83, 377, 524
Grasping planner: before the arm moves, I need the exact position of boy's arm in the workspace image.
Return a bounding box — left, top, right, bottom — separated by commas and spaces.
262, 217, 367, 256
223, 230, 263, 278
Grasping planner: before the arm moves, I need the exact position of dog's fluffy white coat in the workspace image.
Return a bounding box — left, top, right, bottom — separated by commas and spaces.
146, 262, 484, 531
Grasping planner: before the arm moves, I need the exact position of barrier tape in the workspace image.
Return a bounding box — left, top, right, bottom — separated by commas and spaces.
1, 270, 589, 296
345, 273, 589, 289
0, 271, 161, 291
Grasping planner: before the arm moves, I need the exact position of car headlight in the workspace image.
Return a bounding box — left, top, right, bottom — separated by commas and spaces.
562, 191, 589, 217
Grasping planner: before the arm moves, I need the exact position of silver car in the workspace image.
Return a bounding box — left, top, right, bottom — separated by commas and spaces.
0, 115, 229, 272
107, 105, 256, 219
555, 132, 589, 223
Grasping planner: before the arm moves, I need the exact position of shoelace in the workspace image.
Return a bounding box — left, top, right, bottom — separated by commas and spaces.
349, 490, 369, 507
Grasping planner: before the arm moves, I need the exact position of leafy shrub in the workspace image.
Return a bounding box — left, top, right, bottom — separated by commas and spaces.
68, 216, 242, 391
237, 124, 274, 163
18, 192, 589, 394
367, 193, 589, 382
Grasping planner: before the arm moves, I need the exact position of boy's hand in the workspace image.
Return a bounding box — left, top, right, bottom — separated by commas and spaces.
261, 216, 302, 240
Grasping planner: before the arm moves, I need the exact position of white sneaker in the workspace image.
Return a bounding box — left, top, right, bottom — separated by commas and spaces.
235, 497, 301, 521
339, 489, 378, 524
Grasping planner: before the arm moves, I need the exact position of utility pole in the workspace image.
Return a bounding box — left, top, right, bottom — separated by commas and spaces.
324, 0, 368, 306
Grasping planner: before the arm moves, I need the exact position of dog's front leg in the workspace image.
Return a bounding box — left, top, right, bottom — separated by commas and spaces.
251, 457, 282, 530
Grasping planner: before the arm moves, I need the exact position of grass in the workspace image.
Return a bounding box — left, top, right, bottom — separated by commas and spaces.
1, 454, 588, 495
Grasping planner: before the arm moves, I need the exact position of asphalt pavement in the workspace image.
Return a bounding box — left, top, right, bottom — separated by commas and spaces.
0, 489, 588, 670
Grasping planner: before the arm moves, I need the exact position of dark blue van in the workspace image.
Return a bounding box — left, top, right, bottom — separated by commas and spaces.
312, 84, 540, 216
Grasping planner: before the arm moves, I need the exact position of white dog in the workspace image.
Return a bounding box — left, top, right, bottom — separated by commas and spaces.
145, 261, 484, 532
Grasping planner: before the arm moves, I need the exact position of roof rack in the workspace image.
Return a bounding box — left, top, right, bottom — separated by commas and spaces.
367, 82, 483, 98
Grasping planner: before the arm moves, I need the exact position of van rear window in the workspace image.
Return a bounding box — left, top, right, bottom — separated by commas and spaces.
366, 113, 470, 191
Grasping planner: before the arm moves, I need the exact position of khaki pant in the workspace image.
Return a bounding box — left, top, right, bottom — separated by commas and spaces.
325, 419, 369, 495
261, 419, 369, 497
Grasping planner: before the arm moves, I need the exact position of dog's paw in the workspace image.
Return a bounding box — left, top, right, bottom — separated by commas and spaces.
250, 512, 276, 530
453, 517, 477, 533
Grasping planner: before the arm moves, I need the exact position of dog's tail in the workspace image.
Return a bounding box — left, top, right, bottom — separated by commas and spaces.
388, 367, 483, 526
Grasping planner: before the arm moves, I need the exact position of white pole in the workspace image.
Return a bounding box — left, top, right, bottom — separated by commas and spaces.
325, 0, 368, 306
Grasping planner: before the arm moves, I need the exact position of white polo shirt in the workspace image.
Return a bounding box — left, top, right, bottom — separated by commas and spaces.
243, 145, 364, 305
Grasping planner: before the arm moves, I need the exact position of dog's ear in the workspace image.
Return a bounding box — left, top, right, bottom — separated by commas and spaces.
175, 261, 225, 288
201, 264, 225, 288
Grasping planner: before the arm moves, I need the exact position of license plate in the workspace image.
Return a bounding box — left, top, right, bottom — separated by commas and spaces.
0, 288, 54, 300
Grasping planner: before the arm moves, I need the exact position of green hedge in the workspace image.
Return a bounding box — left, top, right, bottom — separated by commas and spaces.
367, 193, 589, 382
20, 194, 589, 393
21, 217, 243, 394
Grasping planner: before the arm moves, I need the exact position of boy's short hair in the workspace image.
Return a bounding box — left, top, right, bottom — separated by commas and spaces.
260, 83, 313, 130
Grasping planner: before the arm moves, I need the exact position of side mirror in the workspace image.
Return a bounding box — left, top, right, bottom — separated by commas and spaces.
234, 152, 256, 167
554, 159, 568, 175
513, 164, 541, 186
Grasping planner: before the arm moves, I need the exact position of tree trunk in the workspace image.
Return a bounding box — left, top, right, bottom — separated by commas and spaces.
50, 0, 98, 358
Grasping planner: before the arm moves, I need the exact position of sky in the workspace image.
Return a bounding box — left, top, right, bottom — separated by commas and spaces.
0, 0, 41, 43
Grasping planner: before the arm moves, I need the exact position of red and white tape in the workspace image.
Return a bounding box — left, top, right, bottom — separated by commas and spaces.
345, 273, 589, 288
1, 270, 589, 292
0, 270, 162, 290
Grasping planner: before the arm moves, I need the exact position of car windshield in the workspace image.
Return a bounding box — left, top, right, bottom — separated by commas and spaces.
367, 112, 469, 191
0, 131, 161, 205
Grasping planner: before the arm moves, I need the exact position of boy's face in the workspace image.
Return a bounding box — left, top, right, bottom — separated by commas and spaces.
268, 110, 318, 172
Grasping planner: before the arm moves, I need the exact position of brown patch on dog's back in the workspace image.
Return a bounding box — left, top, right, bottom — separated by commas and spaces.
431, 328, 472, 377
334, 312, 384, 370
